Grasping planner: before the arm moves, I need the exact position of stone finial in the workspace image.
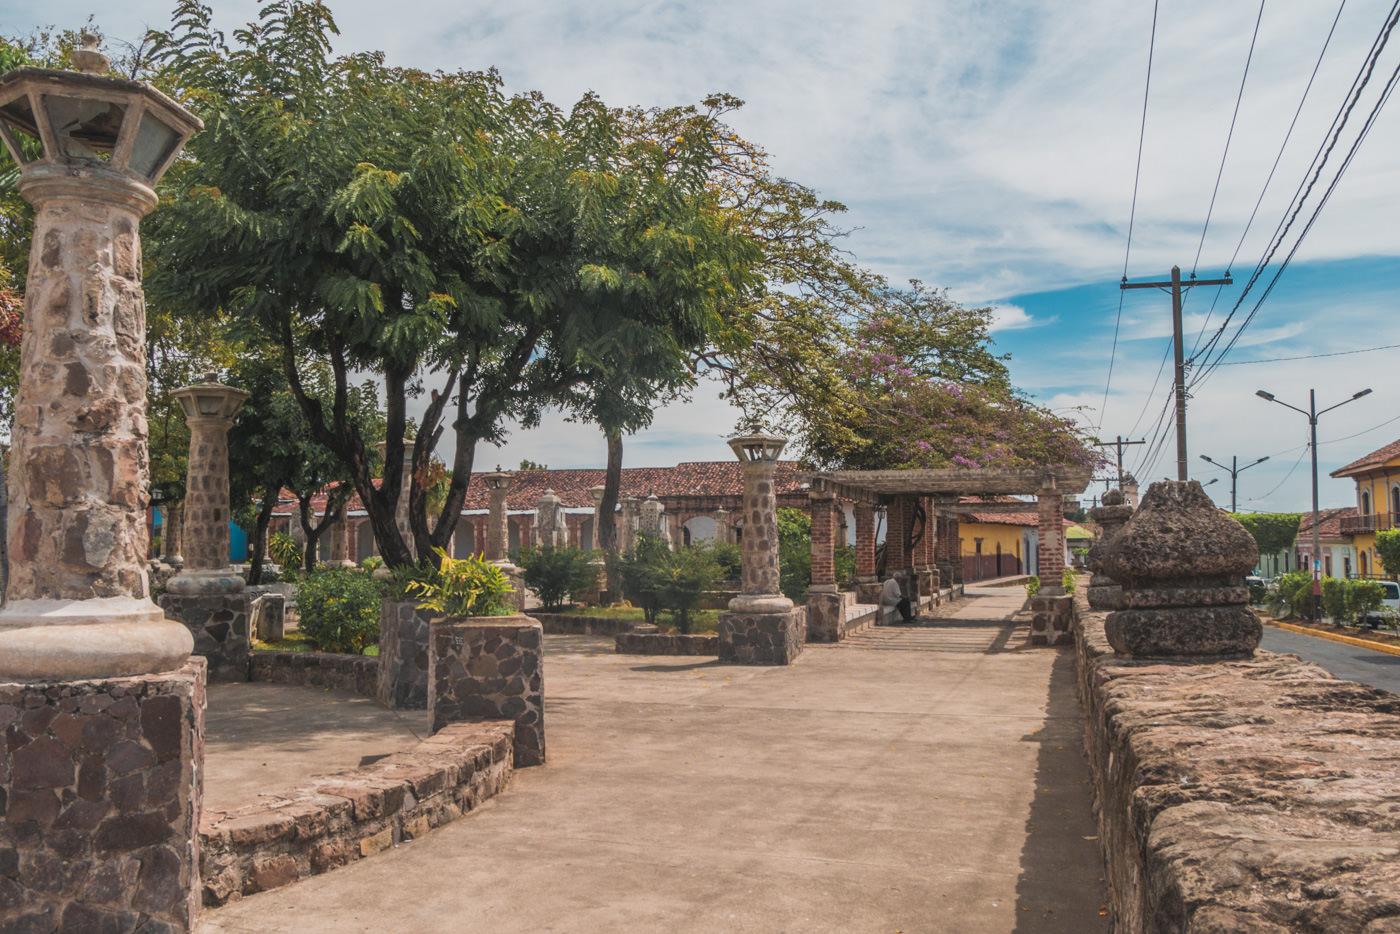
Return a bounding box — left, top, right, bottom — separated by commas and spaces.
70, 33, 110, 76
1102, 488, 1125, 507
1086, 493, 1135, 610
1102, 480, 1260, 658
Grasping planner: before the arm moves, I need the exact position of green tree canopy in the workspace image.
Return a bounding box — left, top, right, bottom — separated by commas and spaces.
145, 1, 758, 569
1230, 513, 1302, 559
1374, 528, 1400, 581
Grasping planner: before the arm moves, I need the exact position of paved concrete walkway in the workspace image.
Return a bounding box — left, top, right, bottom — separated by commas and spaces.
198, 586, 1108, 933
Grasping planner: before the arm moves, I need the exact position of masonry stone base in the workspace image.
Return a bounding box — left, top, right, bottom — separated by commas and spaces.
1105, 605, 1261, 659
0, 659, 206, 932
428, 615, 545, 766
804, 592, 846, 644
855, 581, 881, 605
718, 606, 806, 665
1028, 593, 1074, 646
377, 599, 432, 710
159, 593, 251, 682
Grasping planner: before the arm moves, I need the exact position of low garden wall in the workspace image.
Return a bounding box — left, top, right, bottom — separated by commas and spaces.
249, 649, 378, 700
615, 633, 719, 655
1076, 589, 1400, 932
200, 720, 514, 906
528, 611, 639, 636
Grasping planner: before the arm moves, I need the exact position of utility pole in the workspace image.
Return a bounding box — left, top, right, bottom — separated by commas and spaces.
1096, 435, 1145, 489
1121, 266, 1232, 481
1198, 453, 1269, 512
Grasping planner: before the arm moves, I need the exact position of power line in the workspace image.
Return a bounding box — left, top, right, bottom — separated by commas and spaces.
1192, 0, 1266, 276
1189, 0, 1350, 358
1100, 0, 1159, 431
1191, 0, 1400, 376
1213, 342, 1400, 365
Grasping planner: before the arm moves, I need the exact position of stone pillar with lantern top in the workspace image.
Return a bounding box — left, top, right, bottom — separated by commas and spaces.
713, 506, 730, 545
718, 433, 805, 664
639, 492, 667, 546
480, 467, 524, 611
620, 495, 640, 554
0, 40, 206, 932
159, 374, 251, 682
586, 483, 609, 601
533, 487, 568, 548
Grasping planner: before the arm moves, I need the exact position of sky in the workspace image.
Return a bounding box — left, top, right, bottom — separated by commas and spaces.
5, 0, 1400, 512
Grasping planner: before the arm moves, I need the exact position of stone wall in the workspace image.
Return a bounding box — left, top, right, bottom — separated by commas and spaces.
614, 633, 719, 655
528, 611, 639, 636
248, 650, 378, 700
429, 616, 545, 767
1077, 590, 1400, 932
0, 660, 205, 932
160, 592, 251, 682
718, 605, 806, 665
200, 721, 513, 906
377, 599, 432, 710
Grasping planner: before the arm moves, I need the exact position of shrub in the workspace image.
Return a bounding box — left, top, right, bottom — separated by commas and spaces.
406, 548, 514, 617
777, 507, 812, 601
520, 546, 599, 610
711, 541, 742, 580
1026, 576, 1040, 598
1267, 570, 1312, 618
1061, 568, 1076, 594
268, 531, 303, 573
296, 567, 384, 654
1321, 577, 1347, 623
1348, 579, 1386, 625
654, 546, 720, 634
1246, 578, 1268, 605
614, 533, 671, 624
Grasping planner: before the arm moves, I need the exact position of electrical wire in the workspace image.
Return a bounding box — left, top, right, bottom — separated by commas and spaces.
1188, 0, 1350, 358
1213, 342, 1400, 365
1247, 443, 1311, 503
1191, 0, 1400, 378
1101, 0, 1159, 431
1192, 0, 1267, 276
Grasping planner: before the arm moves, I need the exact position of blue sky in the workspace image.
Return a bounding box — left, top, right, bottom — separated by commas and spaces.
5, 0, 1400, 511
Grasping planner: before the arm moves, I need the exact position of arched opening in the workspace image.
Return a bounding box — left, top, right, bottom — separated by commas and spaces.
1362, 490, 1372, 515
1391, 485, 1399, 519
579, 516, 595, 552
684, 515, 717, 545
452, 522, 476, 558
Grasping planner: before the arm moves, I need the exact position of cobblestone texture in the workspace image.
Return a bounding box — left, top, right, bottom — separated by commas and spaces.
159, 592, 251, 682
428, 616, 545, 767
377, 599, 432, 710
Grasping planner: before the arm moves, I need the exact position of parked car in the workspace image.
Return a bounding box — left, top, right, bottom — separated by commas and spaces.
1364, 580, 1400, 626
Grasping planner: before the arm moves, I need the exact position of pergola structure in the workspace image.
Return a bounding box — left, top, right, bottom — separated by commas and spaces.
798, 467, 1094, 637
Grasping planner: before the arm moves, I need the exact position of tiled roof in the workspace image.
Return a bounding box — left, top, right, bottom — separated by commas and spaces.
954, 495, 1041, 527
1297, 506, 1358, 539
1331, 438, 1400, 478
275, 460, 806, 516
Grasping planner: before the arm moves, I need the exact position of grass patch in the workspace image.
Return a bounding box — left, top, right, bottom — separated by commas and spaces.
253, 630, 379, 656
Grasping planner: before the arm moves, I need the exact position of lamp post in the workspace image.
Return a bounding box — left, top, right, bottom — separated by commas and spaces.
482, 467, 513, 562
1256, 387, 1372, 621
1198, 453, 1269, 513
0, 36, 202, 678
725, 432, 791, 612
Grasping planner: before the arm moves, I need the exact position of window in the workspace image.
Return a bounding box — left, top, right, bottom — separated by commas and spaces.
1362, 490, 1372, 515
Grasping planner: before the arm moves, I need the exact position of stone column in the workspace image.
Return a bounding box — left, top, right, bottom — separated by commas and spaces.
719, 434, 804, 665
620, 496, 640, 554
1037, 484, 1066, 595
1101, 480, 1260, 658
377, 441, 414, 561
713, 507, 730, 544
161, 503, 183, 567
0, 41, 206, 932
485, 479, 510, 562
429, 613, 545, 765
329, 513, 354, 567
160, 375, 251, 682
806, 488, 844, 643
854, 503, 879, 604
533, 488, 567, 548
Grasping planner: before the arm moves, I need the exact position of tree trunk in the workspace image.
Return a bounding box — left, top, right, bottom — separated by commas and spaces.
598, 429, 623, 554
246, 488, 278, 586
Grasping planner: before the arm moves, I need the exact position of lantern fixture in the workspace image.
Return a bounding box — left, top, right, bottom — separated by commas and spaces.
727, 432, 787, 464
483, 466, 513, 492
0, 34, 202, 185
171, 373, 248, 422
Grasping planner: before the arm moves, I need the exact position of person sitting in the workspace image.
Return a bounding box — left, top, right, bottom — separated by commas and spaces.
880, 573, 914, 624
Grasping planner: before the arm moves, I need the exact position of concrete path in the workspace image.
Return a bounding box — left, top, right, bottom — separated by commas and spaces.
198, 587, 1108, 933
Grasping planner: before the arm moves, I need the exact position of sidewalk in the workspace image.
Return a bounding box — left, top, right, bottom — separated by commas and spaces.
198, 588, 1108, 933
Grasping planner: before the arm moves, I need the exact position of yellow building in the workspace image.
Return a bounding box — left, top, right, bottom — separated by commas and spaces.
1330, 438, 1400, 578
954, 498, 1038, 582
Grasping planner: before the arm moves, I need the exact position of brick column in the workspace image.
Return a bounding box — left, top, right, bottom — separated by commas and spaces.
808, 490, 836, 594
854, 503, 879, 604
1037, 485, 1066, 595
885, 498, 908, 574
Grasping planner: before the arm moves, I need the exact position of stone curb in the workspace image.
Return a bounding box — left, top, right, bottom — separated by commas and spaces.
1263, 618, 1400, 657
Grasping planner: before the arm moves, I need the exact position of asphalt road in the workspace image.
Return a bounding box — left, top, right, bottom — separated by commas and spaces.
1261, 626, 1400, 695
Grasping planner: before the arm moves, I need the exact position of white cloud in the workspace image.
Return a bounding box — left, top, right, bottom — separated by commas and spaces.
987, 303, 1041, 332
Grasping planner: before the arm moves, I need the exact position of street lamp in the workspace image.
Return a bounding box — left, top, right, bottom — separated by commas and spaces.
1198, 453, 1270, 513
1256, 387, 1373, 621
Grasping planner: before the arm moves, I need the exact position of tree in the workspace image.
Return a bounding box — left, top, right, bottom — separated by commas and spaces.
227, 350, 385, 582
146, 1, 756, 571
1231, 514, 1302, 563
1375, 528, 1400, 581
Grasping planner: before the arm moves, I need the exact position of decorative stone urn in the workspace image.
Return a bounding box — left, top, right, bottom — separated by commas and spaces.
1102, 480, 1260, 659
1086, 488, 1134, 611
